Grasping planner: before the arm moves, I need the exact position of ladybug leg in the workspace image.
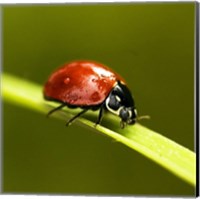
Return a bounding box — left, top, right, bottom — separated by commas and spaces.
47, 103, 66, 117
66, 109, 88, 126
95, 106, 104, 126
120, 120, 126, 129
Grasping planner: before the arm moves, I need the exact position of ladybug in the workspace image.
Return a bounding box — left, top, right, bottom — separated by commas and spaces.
44, 60, 138, 128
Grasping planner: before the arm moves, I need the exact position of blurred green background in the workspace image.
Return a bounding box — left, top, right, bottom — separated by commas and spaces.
2, 2, 195, 196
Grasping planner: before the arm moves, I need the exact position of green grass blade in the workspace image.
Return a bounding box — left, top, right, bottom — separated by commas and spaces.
2, 73, 196, 186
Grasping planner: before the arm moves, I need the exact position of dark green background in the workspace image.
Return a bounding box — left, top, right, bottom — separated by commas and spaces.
3, 2, 195, 196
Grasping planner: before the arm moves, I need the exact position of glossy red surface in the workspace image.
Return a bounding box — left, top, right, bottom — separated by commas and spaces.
44, 60, 125, 106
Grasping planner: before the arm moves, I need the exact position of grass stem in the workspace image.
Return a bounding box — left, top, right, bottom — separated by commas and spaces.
2, 73, 196, 186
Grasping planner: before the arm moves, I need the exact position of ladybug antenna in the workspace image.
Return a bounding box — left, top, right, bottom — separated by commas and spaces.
137, 115, 151, 121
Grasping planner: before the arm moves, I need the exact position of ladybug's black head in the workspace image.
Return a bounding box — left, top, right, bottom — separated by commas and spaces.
105, 81, 137, 128
119, 107, 137, 128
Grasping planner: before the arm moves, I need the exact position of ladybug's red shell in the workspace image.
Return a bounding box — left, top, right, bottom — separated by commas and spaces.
44, 60, 124, 106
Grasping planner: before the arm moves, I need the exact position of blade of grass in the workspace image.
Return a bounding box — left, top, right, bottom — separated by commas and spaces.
1, 73, 196, 186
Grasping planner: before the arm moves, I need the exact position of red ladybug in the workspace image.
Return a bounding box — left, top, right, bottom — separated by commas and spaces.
44, 60, 137, 128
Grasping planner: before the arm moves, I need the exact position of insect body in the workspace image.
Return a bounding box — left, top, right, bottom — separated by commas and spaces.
44, 60, 137, 128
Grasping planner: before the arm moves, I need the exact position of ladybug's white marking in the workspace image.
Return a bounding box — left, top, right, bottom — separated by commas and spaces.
128, 110, 132, 118
115, 95, 121, 102
134, 109, 137, 117
105, 97, 122, 116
